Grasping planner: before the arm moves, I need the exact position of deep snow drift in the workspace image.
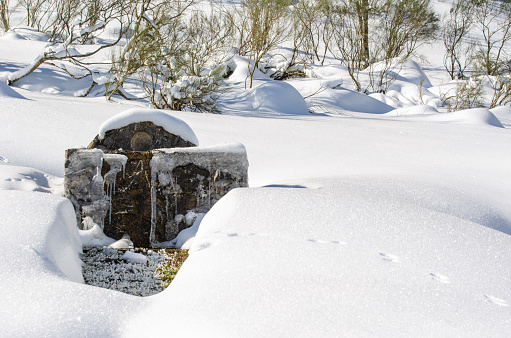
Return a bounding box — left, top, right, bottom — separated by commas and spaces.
127, 177, 511, 336
0, 191, 141, 337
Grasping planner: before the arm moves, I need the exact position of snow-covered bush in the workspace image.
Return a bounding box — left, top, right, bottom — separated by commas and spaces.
488, 75, 511, 108
147, 67, 227, 113
137, 9, 233, 112
471, 0, 511, 77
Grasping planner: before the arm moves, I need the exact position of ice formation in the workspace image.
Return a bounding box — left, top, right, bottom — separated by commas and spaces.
66, 132, 248, 247
109, 234, 134, 249
149, 143, 249, 245
65, 149, 132, 230
65, 149, 109, 228
103, 154, 127, 224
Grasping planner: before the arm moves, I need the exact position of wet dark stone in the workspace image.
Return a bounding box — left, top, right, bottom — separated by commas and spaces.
101, 151, 154, 248
66, 121, 248, 248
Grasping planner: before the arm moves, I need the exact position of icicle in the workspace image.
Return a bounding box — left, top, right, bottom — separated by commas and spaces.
174, 176, 178, 215
208, 181, 211, 209
150, 169, 157, 245
108, 183, 112, 225
91, 166, 104, 196
103, 154, 127, 196
165, 195, 169, 220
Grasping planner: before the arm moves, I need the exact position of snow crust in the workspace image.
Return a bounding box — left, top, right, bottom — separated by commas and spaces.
98, 108, 199, 145
158, 142, 246, 154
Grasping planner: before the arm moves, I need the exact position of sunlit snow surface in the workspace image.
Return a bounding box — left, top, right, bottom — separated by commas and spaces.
98, 108, 199, 145
0, 191, 140, 337
127, 177, 511, 336
1, 0, 511, 335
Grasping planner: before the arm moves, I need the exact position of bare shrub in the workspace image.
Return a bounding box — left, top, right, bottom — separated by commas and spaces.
441, 78, 485, 111
231, 0, 291, 88
328, 0, 438, 93
472, 0, 511, 76
442, 0, 476, 80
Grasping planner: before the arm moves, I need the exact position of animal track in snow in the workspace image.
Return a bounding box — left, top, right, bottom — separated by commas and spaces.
225, 232, 257, 238
484, 295, 508, 307
307, 239, 347, 245
380, 253, 400, 262
220, 232, 347, 246
430, 273, 451, 284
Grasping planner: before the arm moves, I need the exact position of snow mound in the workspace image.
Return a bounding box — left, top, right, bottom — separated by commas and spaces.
0, 31, 27, 40
386, 105, 438, 116
79, 218, 115, 247
0, 191, 138, 337
2, 27, 50, 41
122, 251, 148, 264
250, 81, 309, 115
219, 80, 310, 116
428, 108, 504, 128
394, 59, 433, 88
98, 108, 199, 145
490, 106, 511, 128
108, 234, 134, 249
127, 176, 511, 336
369, 91, 409, 108
307, 87, 394, 114
0, 190, 83, 283
227, 55, 271, 84
0, 81, 26, 99
160, 212, 205, 249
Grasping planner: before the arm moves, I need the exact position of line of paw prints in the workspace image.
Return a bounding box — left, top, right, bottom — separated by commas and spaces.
216, 231, 509, 308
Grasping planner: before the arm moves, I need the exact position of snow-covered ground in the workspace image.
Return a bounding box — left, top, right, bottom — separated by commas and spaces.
1, 0, 511, 336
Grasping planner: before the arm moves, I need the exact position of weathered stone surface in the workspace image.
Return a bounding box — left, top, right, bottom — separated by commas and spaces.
65, 146, 248, 247
65, 120, 248, 248
102, 150, 154, 247
150, 147, 249, 244
88, 121, 197, 151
